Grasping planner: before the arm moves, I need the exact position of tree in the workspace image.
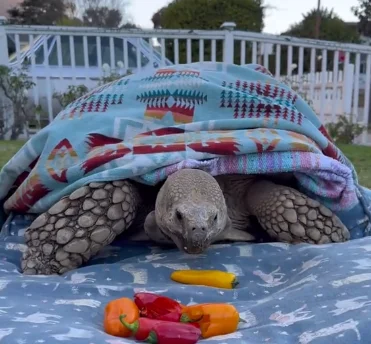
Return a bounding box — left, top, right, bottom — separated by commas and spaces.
121, 22, 139, 29
8, 0, 134, 28
273, 8, 360, 75
82, 6, 122, 28
76, 0, 132, 28
7, 0, 67, 25
152, 7, 166, 29
152, 0, 264, 31
56, 17, 84, 27
63, 0, 136, 28
0, 65, 35, 140
351, 0, 371, 37
283, 8, 359, 43
152, 0, 265, 63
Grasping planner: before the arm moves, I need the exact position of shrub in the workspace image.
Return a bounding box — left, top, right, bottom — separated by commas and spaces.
0, 64, 35, 139
326, 115, 365, 144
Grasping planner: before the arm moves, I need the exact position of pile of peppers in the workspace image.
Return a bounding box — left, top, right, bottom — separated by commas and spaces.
104, 292, 245, 343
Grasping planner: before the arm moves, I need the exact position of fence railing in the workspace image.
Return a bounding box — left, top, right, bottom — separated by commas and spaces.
280, 64, 355, 124
0, 22, 371, 144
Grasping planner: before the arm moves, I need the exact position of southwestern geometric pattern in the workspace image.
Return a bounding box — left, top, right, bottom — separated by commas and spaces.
60, 79, 130, 120
138, 68, 208, 123
220, 80, 303, 125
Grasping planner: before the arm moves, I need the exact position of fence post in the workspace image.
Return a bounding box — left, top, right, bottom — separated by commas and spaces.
0, 25, 8, 66
342, 63, 354, 116
221, 22, 236, 64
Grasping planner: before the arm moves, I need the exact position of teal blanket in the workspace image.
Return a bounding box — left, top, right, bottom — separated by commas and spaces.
0, 62, 370, 238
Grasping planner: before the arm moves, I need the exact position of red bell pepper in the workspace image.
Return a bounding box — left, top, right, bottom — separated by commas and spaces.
120, 316, 201, 344
145, 321, 201, 344
119, 316, 162, 341
156, 312, 201, 330
156, 311, 182, 322
157, 310, 202, 325
134, 292, 184, 319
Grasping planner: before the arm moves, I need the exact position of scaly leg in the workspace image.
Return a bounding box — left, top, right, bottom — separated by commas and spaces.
21, 180, 139, 275
246, 180, 350, 244
215, 227, 256, 242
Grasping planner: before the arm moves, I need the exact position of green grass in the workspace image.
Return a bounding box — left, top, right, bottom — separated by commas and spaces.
0, 140, 370, 188
337, 144, 371, 188
0, 140, 26, 168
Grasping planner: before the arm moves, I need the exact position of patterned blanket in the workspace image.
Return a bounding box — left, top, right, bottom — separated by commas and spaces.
0, 62, 371, 238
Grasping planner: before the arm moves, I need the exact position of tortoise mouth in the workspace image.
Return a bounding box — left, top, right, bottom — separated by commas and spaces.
182, 245, 206, 255
160, 228, 209, 254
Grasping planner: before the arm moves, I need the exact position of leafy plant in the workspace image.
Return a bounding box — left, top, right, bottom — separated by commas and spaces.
53, 84, 90, 108
99, 67, 132, 85
52, 69, 132, 109
326, 115, 365, 144
0, 64, 35, 139
27, 104, 50, 132
352, 0, 371, 37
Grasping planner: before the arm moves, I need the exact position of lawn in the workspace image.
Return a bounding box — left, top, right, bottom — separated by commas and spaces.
0, 140, 370, 188
0, 140, 26, 169
337, 143, 371, 187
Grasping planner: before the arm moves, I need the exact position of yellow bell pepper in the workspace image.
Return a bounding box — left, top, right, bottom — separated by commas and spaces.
170, 269, 239, 289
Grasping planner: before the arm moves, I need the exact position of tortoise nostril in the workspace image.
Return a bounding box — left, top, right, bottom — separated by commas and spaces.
201, 227, 206, 231
214, 214, 218, 222
192, 227, 196, 231
176, 210, 183, 221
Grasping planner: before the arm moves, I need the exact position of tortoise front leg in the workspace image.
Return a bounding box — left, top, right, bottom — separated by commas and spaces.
21, 180, 139, 275
214, 227, 256, 242
246, 180, 350, 244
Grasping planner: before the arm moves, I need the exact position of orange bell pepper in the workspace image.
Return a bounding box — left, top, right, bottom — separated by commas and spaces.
104, 297, 140, 337
180, 303, 242, 338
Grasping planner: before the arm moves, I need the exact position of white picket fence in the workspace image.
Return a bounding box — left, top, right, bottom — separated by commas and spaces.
280, 64, 355, 125
0, 22, 371, 143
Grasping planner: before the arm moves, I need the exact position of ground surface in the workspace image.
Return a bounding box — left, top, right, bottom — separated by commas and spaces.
0, 140, 370, 188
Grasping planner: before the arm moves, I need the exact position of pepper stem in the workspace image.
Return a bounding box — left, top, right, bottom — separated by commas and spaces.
145, 330, 158, 344
239, 317, 247, 323
231, 278, 239, 288
119, 314, 139, 333
180, 313, 203, 323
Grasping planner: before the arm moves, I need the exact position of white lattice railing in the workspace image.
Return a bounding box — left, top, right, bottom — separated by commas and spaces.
0, 22, 371, 143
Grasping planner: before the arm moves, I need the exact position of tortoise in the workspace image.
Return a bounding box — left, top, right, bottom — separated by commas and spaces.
21, 168, 350, 275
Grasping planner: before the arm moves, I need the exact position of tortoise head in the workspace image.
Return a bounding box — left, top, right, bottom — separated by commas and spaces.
154, 169, 230, 254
